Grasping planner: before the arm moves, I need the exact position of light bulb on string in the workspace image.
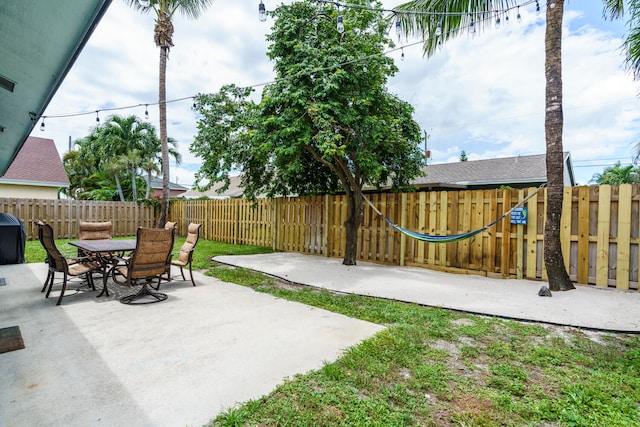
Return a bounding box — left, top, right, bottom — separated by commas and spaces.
536, 1, 540, 15
144, 104, 149, 120
469, 16, 475, 34
505, 13, 509, 24
495, 16, 501, 29
40, 119, 45, 131
401, 47, 405, 61
435, 20, 442, 37
95, 111, 100, 124
337, 15, 344, 33
258, 1, 266, 22
192, 97, 197, 109
138, 0, 150, 7
549, 0, 556, 9
395, 18, 401, 40
517, 6, 522, 23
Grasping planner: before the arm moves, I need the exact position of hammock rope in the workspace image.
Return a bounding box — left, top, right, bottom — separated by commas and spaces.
363, 184, 546, 244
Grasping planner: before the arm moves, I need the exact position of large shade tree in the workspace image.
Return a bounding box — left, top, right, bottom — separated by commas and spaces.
395, 0, 575, 291
191, 0, 425, 265
125, 0, 214, 226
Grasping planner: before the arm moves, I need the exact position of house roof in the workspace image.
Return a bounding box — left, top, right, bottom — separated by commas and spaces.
181, 153, 575, 198
411, 153, 574, 189
0, 136, 69, 186
0, 0, 112, 176
180, 175, 245, 198
149, 177, 189, 192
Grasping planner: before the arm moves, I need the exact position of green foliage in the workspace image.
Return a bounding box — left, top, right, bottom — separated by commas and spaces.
191, 0, 425, 200
62, 114, 180, 201
591, 161, 640, 185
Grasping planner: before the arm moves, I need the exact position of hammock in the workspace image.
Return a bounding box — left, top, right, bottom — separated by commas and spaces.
363, 184, 545, 244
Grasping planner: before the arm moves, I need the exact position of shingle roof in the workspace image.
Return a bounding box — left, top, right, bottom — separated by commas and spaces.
149, 177, 189, 191
415, 154, 548, 186
1, 136, 69, 185
180, 175, 244, 198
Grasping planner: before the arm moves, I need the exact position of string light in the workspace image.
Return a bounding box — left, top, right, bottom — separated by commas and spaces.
40, 1, 538, 128
401, 47, 405, 61
258, 1, 266, 22
536, 1, 540, 15
395, 17, 401, 40
336, 14, 344, 33
495, 15, 501, 29
144, 104, 149, 119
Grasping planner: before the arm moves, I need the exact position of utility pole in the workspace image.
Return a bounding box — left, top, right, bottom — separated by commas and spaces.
424, 130, 431, 162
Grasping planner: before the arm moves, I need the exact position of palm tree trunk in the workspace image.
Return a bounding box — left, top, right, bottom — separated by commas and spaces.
158, 44, 170, 227
114, 173, 125, 202
146, 169, 152, 199
131, 164, 138, 201
544, 0, 574, 291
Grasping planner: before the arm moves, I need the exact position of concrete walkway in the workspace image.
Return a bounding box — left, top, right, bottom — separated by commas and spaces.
214, 252, 640, 333
0, 262, 383, 427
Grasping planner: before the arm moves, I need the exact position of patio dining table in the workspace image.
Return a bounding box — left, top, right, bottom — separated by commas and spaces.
68, 239, 136, 298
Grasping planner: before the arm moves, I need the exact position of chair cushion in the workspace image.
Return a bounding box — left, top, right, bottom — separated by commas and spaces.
79, 221, 112, 240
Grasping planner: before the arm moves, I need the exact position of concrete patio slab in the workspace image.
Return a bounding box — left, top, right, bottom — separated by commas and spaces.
214, 252, 640, 333
0, 262, 384, 427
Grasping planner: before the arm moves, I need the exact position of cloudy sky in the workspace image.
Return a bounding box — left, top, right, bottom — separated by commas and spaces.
33, 0, 640, 187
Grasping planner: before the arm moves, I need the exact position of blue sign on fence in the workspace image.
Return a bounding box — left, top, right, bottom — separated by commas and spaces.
510, 207, 528, 225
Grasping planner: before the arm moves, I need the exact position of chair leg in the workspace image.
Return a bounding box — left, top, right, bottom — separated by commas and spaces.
45, 271, 55, 298
56, 272, 68, 306
188, 263, 196, 287
179, 266, 186, 281
41, 271, 53, 292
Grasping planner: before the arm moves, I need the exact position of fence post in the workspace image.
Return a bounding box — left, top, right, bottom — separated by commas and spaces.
400, 193, 407, 266
516, 189, 524, 279
324, 194, 330, 257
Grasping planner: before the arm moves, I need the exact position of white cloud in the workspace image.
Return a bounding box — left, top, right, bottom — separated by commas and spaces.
34, 1, 640, 188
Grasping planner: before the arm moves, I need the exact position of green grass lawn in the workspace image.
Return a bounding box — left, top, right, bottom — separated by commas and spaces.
24, 239, 640, 426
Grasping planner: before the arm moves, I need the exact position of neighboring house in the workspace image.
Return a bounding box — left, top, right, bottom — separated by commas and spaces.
181, 153, 576, 198
149, 177, 188, 198
0, 136, 69, 199
406, 152, 575, 191
180, 175, 244, 199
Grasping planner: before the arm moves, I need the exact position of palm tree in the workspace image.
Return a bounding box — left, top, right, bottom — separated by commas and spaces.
603, 1, 640, 162
100, 114, 156, 201
591, 162, 640, 185
125, 0, 214, 226
395, 0, 574, 291
139, 133, 182, 199
604, 0, 640, 78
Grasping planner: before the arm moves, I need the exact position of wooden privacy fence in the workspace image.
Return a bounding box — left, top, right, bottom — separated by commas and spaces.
0, 198, 155, 240
6, 184, 639, 291
170, 185, 640, 291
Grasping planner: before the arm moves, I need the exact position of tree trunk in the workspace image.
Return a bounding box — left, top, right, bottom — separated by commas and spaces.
115, 173, 125, 202
544, 0, 574, 291
146, 169, 152, 199
157, 44, 170, 227
131, 164, 138, 201
343, 186, 364, 265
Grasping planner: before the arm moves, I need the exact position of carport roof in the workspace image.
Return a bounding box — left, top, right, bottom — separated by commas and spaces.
0, 0, 112, 176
